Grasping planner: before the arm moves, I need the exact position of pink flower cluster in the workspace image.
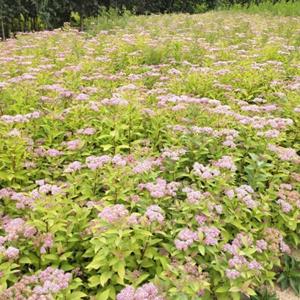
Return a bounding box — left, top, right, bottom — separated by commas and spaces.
0, 243, 20, 260
182, 187, 204, 204
76, 127, 96, 135
223, 233, 253, 255
223, 233, 263, 280
32, 182, 64, 197
235, 185, 257, 209
225, 269, 240, 279
157, 94, 220, 108
179, 126, 238, 148
117, 283, 163, 300
257, 129, 280, 138
195, 215, 207, 225
268, 144, 300, 162
240, 104, 277, 113
62, 139, 82, 151
101, 95, 129, 106
86, 155, 111, 170
138, 178, 180, 198
7, 128, 21, 137
39, 233, 54, 254
0, 267, 71, 299
75, 93, 89, 101
1, 217, 36, 241
98, 204, 129, 223
175, 228, 198, 250
199, 226, 220, 246
161, 148, 186, 161
208, 101, 293, 131
0, 188, 34, 209
256, 239, 268, 253
0, 111, 41, 124
112, 154, 127, 166
213, 155, 236, 172
64, 161, 83, 173
277, 199, 292, 213
276, 183, 300, 213
35, 147, 63, 158
228, 255, 262, 272
133, 158, 161, 174
145, 205, 164, 224
226, 185, 257, 209
193, 162, 220, 180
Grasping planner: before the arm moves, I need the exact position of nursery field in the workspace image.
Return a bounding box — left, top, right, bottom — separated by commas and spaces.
0, 11, 299, 300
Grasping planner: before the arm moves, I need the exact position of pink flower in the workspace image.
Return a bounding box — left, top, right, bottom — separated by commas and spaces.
75, 93, 89, 101
256, 239, 267, 253
183, 187, 203, 204
139, 178, 180, 198
195, 215, 207, 225
145, 205, 164, 224
64, 139, 82, 151
213, 156, 236, 172
175, 228, 198, 250
112, 154, 127, 166
99, 205, 129, 223
248, 260, 262, 270
5, 246, 19, 260
117, 286, 135, 300
277, 199, 292, 213
193, 162, 220, 180
64, 161, 83, 173
226, 269, 240, 279
46, 149, 63, 157
77, 127, 96, 135
199, 226, 220, 246
86, 155, 111, 170
117, 283, 163, 300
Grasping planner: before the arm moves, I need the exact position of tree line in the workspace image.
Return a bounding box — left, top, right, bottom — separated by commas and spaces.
0, 0, 295, 40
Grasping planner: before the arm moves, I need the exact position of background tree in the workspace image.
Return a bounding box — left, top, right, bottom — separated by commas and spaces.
0, 0, 295, 41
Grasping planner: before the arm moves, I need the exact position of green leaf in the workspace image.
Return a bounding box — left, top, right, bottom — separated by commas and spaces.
229, 286, 240, 292
67, 291, 87, 300
102, 144, 113, 151
158, 256, 169, 269
86, 253, 105, 270
100, 271, 112, 286
19, 257, 31, 264
135, 273, 149, 286
289, 278, 300, 295
231, 292, 241, 300
198, 245, 205, 256
245, 288, 256, 296
115, 261, 125, 281
96, 288, 110, 300
88, 275, 101, 288
216, 286, 229, 293
43, 254, 58, 261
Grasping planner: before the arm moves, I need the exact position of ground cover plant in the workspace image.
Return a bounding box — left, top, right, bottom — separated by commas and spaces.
0, 10, 299, 300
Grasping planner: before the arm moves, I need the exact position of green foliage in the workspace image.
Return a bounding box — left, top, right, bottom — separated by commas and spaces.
226, 1, 300, 16
1, 0, 300, 41
249, 288, 279, 300
277, 255, 300, 295
84, 7, 132, 33
0, 8, 300, 300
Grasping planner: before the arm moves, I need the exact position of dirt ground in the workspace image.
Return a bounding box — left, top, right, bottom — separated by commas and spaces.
275, 287, 300, 300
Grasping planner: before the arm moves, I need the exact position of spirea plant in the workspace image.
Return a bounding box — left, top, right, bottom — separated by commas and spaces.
0, 10, 299, 300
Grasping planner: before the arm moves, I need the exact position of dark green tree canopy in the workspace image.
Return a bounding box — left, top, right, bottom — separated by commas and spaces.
0, 0, 292, 40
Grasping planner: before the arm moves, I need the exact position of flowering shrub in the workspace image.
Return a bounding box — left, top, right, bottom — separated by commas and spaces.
0, 10, 299, 300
